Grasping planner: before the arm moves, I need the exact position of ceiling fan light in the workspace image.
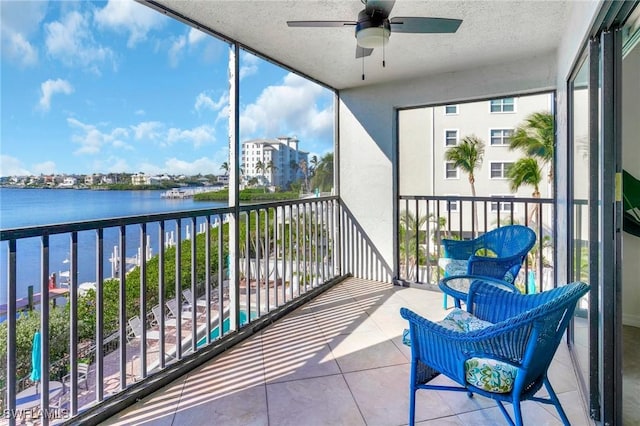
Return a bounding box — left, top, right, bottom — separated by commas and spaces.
356, 26, 390, 48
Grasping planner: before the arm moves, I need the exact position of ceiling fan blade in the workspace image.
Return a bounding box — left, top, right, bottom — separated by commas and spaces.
365, 0, 396, 18
355, 46, 374, 58
287, 20, 356, 28
389, 17, 462, 33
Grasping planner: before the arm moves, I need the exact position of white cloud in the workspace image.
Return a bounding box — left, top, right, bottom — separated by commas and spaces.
45, 10, 114, 73
67, 118, 130, 155
97, 157, 131, 174
150, 157, 218, 175
94, 0, 166, 48
131, 121, 164, 141
239, 72, 333, 141
32, 161, 56, 175
168, 35, 187, 67
0, 0, 46, 67
195, 92, 228, 113
0, 155, 31, 177
240, 52, 260, 80
188, 28, 206, 45
3, 33, 38, 67
166, 125, 216, 148
38, 79, 74, 112
135, 109, 146, 116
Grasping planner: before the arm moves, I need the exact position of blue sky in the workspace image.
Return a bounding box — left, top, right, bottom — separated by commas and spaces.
0, 0, 334, 177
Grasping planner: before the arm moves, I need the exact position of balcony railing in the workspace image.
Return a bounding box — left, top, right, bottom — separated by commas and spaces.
1, 196, 348, 425
1, 193, 552, 424
398, 195, 555, 293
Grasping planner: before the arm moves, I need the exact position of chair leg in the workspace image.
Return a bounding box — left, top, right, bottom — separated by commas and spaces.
409, 387, 416, 426
454, 297, 461, 309
495, 401, 516, 426
512, 400, 524, 426
544, 377, 571, 425
443, 293, 448, 309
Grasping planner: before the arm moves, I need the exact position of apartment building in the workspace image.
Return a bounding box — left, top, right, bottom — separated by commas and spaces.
241, 136, 308, 189
399, 93, 554, 233
399, 93, 553, 199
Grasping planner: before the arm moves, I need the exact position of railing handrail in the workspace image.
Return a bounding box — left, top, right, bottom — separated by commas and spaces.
399, 194, 554, 203
0, 196, 340, 240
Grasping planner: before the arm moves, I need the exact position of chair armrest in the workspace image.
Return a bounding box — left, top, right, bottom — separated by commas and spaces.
400, 307, 529, 385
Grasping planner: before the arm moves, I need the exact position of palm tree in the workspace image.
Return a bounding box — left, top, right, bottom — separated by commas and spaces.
266, 160, 277, 190
445, 135, 484, 233
507, 157, 543, 222
220, 162, 229, 174
509, 111, 554, 182
309, 155, 319, 178
310, 153, 333, 193
399, 210, 428, 281
255, 160, 266, 187
299, 159, 309, 193
444, 135, 485, 197
507, 157, 542, 197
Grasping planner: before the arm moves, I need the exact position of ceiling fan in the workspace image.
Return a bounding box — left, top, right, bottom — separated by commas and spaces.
286, 0, 462, 63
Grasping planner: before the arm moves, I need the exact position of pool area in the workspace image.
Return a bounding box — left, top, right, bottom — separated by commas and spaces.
196, 311, 250, 347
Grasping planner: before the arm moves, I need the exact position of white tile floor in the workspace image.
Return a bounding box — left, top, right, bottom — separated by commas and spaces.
101, 278, 592, 426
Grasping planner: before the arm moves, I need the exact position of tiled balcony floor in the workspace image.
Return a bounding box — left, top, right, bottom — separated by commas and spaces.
101, 277, 591, 425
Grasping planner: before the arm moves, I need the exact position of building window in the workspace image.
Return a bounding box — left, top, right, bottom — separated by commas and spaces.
445, 162, 458, 179
444, 196, 459, 212
490, 97, 515, 113
490, 162, 513, 179
490, 196, 514, 212
445, 105, 458, 115
445, 129, 458, 146
490, 128, 514, 145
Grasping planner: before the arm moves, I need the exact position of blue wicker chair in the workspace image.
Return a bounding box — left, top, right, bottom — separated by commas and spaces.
440, 224, 536, 308
400, 280, 589, 426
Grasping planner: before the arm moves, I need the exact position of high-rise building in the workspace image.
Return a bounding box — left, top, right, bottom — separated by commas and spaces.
241, 137, 309, 189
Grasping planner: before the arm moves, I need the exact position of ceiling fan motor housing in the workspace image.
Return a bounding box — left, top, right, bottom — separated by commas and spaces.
355, 9, 391, 48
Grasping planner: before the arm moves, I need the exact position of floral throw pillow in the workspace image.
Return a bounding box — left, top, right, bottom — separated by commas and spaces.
438, 308, 492, 332
403, 309, 491, 347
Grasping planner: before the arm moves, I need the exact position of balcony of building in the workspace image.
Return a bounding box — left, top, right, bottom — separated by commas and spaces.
1, 195, 572, 426
101, 277, 589, 426
2, 1, 639, 425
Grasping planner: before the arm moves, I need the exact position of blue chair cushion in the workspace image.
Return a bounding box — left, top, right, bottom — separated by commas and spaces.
465, 357, 517, 393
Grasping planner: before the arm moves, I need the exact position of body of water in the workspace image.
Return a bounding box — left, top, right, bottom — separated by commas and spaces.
0, 188, 227, 303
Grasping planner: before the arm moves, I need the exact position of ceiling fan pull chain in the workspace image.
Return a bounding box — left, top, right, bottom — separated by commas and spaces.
362, 55, 365, 80
382, 34, 386, 68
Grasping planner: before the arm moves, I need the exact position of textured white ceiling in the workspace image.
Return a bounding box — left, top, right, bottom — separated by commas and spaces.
146, 0, 571, 90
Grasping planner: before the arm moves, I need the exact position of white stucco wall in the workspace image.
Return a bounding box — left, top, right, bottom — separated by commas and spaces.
622, 44, 640, 326
339, 52, 558, 280
554, 0, 602, 286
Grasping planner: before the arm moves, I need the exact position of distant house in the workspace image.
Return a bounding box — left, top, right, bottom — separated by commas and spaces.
41, 175, 55, 186
131, 173, 160, 185
217, 175, 229, 186
60, 177, 77, 187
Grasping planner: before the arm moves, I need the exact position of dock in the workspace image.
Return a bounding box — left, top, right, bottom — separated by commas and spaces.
0, 287, 69, 316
